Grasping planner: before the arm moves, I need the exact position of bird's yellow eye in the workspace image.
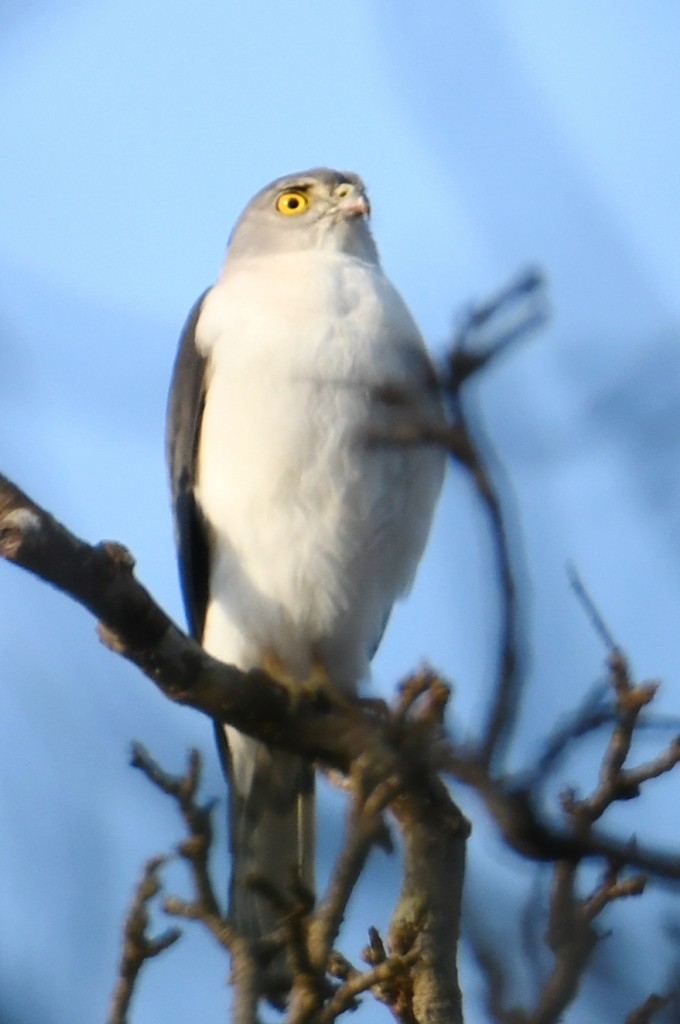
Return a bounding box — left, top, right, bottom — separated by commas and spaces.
276, 190, 310, 216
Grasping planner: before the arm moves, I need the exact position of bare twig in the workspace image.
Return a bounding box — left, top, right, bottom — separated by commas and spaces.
624, 737, 680, 788
366, 273, 545, 773
457, 419, 522, 772
131, 744, 263, 1023
582, 865, 646, 920
561, 647, 677, 832
440, 568, 680, 880
319, 950, 420, 1024
468, 635, 680, 1024
132, 746, 236, 948
448, 269, 548, 385
107, 857, 181, 1024
439, 749, 680, 879
470, 937, 522, 1024
531, 694, 680, 792
307, 780, 392, 971
568, 565, 618, 652
472, 850, 649, 1023
624, 993, 669, 1024
529, 862, 598, 1024
442, 272, 547, 771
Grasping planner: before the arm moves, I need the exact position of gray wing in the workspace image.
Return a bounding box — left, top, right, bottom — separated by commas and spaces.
167, 290, 236, 804
166, 289, 211, 640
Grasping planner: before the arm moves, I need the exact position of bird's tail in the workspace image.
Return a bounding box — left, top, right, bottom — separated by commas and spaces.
218, 725, 315, 951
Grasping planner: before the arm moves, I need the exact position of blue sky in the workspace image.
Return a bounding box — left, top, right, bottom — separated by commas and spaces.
2, 3, 680, 1022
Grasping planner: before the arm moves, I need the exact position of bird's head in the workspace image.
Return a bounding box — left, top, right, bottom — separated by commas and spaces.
225, 168, 379, 264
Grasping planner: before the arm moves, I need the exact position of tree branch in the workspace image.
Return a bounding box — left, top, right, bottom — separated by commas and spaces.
107, 857, 181, 1024
129, 745, 260, 1024
0, 473, 469, 1024
0, 473, 380, 773
445, 269, 545, 771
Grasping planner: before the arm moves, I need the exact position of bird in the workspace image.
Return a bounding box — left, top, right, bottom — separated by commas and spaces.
166, 168, 445, 966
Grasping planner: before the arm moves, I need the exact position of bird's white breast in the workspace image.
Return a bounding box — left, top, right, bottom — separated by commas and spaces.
195, 250, 443, 688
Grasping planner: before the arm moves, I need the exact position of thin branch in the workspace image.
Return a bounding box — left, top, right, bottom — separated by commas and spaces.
440, 750, 680, 880
528, 698, 680, 794
131, 746, 232, 949
562, 648, 670, 831
567, 566, 618, 651
461, 619, 680, 1023
528, 686, 614, 785
441, 570, 680, 880
365, 272, 545, 773
307, 778, 392, 971
470, 631, 680, 1024
132, 745, 262, 1024
523, 861, 645, 1024
448, 268, 548, 385
624, 994, 669, 1024
473, 848, 649, 1022
623, 737, 680, 789
582, 868, 646, 921
529, 900, 597, 1024
319, 951, 420, 1024
107, 857, 181, 1024
458, 416, 522, 771
443, 272, 547, 771
131, 745, 222, 918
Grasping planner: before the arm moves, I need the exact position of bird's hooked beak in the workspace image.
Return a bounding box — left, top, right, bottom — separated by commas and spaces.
335, 183, 371, 220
